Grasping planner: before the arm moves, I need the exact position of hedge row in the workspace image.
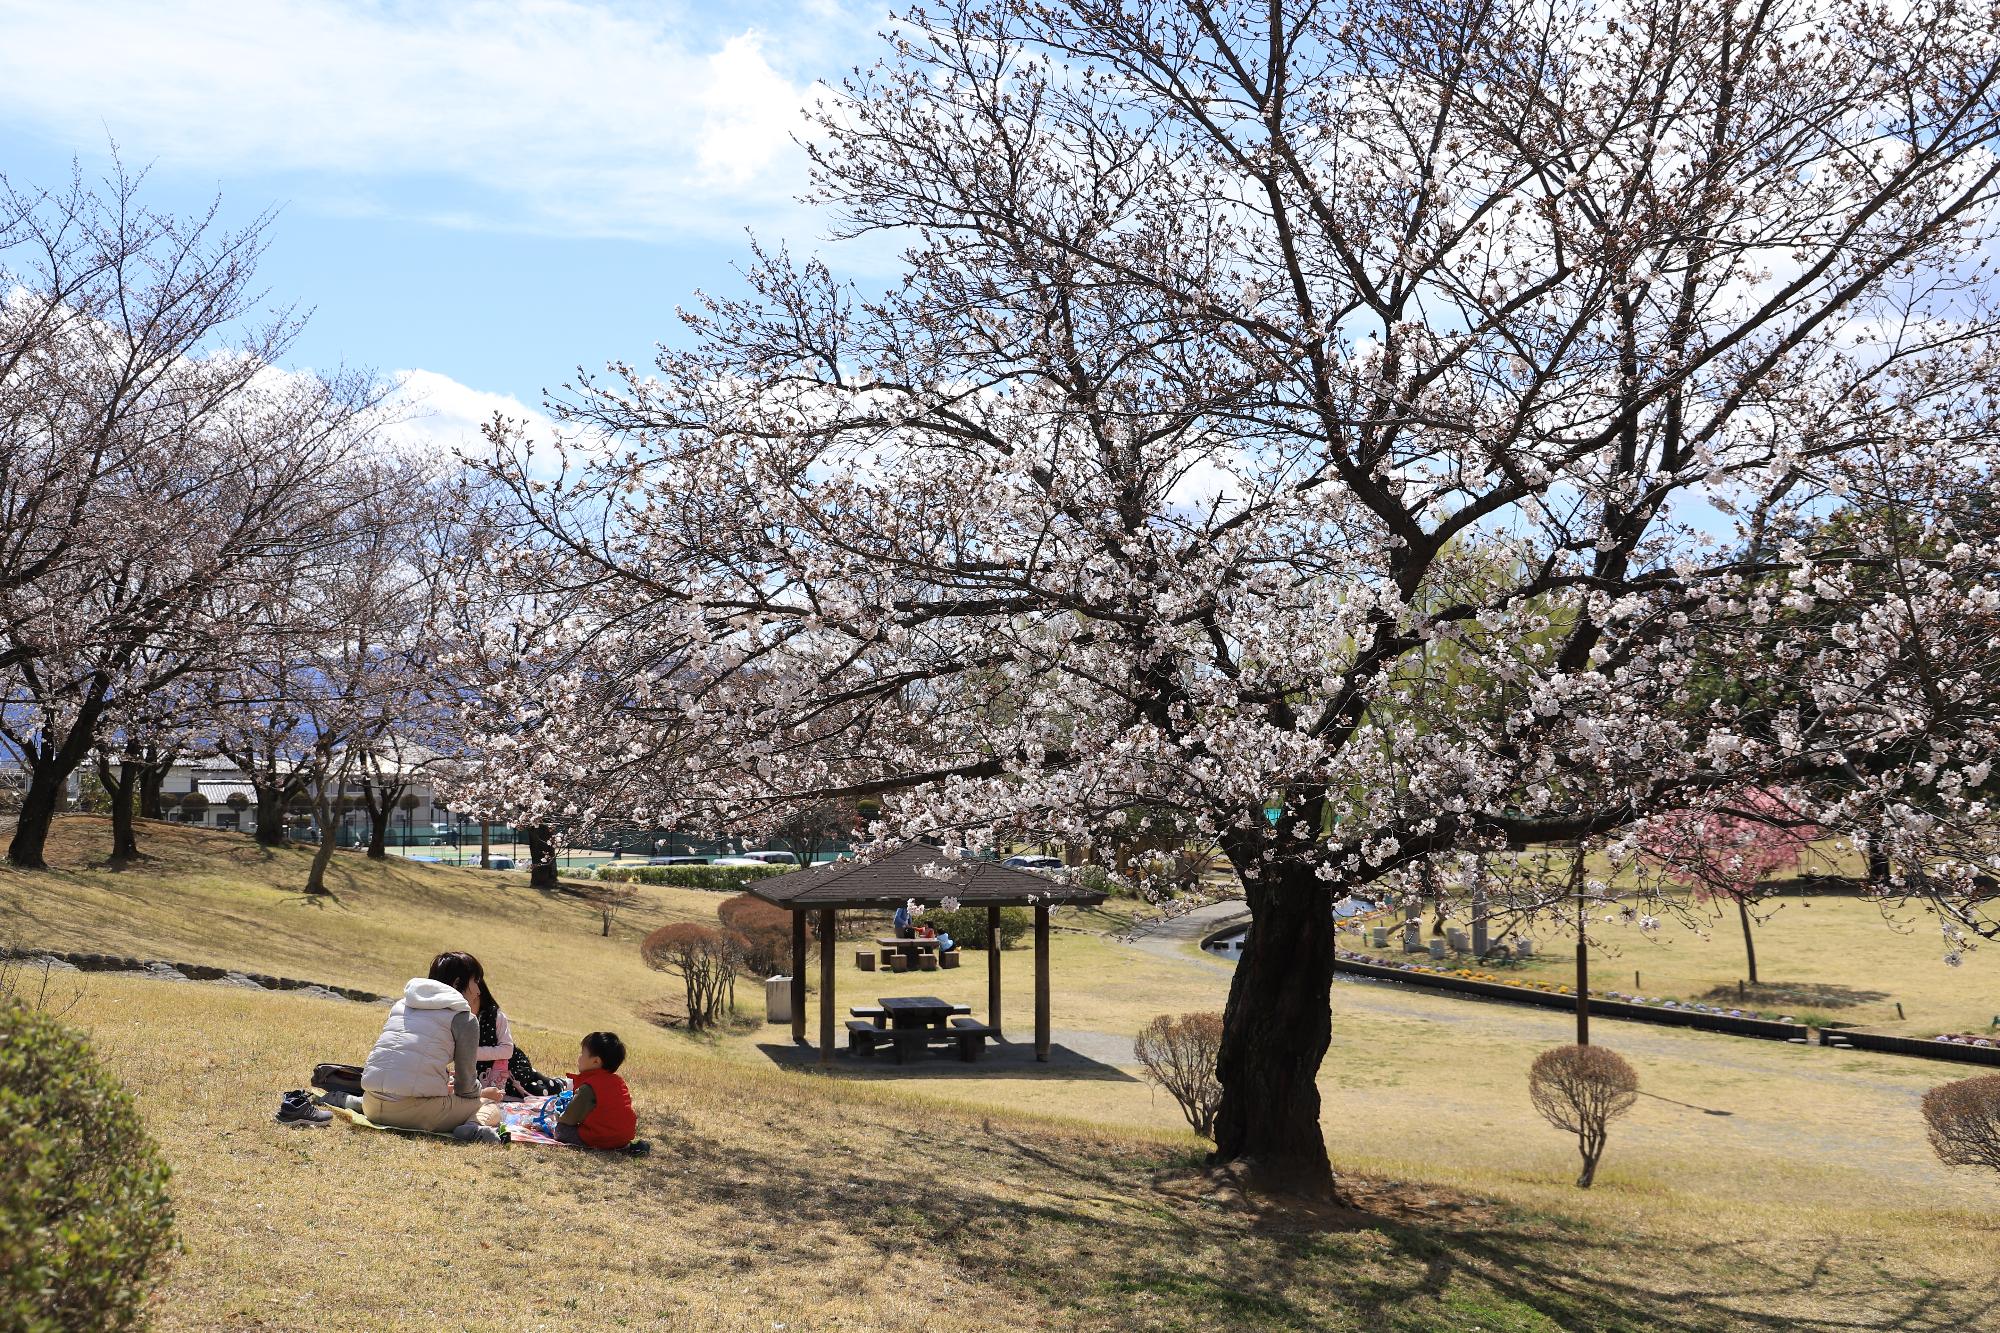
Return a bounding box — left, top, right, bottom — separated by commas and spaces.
595, 864, 789, 891
922, 905, 1031, 950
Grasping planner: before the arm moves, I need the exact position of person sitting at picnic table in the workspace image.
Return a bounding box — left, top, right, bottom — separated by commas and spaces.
360, 951, 504, 1137
934, 930, 955, 953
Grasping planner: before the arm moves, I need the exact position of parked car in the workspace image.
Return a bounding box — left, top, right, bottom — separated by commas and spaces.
647, 855, 709, 865
1002, 854, 1065, 872
488, 857, 515, 870
707, 855, 766, 867
743, 850, 800, 865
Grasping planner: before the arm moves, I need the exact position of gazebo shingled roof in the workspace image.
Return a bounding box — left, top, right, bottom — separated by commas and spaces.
746, 843, 1107, 911
751, 844, 1106, 1065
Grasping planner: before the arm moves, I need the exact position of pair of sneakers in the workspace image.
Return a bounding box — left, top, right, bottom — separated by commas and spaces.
274, 1088, 333, 1127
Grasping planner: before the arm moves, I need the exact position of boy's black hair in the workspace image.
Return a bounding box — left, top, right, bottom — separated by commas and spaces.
581, 1030, 626, 1073
428, 951, 483, 998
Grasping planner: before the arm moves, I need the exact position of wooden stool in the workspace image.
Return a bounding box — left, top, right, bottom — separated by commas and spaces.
939, 951, 961, 969
889, 954, 911, 973
918, 954, 939, 972
855, 949, 876, 971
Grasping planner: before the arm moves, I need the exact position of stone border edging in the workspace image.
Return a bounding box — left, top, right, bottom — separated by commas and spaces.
1328, 952, 1805, 1040
0, 947, 391, 1004
1826, 1026, 2000, 1068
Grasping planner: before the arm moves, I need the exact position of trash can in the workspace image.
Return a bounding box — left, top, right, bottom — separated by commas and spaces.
764, 975, 792, 1025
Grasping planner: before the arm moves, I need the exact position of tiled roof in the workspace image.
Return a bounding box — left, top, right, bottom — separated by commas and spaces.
746, 843, 1104, 910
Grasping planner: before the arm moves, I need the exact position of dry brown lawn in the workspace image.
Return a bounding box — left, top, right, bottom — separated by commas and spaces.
6, 817, 2000, 1331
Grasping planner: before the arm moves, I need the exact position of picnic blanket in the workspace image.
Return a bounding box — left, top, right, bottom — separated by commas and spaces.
328, 1095, 649, 1154
325, 1096, 561, 1145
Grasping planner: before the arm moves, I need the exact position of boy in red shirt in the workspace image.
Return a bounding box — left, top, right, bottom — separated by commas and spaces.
554, 1031, 639, 1151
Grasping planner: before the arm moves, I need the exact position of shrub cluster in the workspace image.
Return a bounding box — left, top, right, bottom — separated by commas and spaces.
717, 893, 795, 976
0, 1002, 175, 1331
596, 863, 788, 891
922, 905, 1030, 950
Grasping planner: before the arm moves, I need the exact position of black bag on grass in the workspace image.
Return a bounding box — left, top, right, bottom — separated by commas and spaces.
311, 1062, 364, 1101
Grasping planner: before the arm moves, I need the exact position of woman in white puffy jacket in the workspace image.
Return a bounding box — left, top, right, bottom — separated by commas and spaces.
360, 951, 504, 1133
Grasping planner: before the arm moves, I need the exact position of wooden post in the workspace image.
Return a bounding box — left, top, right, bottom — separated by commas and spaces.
818, 908, 836, 1065
790, 909, 807, 1043
987, 903, 1002, 1033
1034, 903, 1050, 1062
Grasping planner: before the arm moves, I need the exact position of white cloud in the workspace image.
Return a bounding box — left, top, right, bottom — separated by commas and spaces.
382, 368, 549, 461
0, 0, 875, 239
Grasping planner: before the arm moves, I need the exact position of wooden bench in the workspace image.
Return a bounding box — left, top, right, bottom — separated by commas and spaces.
849, 1005, 887, 1028
854, 949, 876, 971
888, 954, 911, 973
949, 1017, 997, 1062
846, 1020, 883, 1056
939, 950, 961, 969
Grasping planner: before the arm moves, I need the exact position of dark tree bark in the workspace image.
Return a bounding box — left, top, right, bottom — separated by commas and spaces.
96, 756, 141, 862
302, 786, 339, 896
254, 785, 288, 847
525, 824, 559, 890
1210, 855, 1337, 1197
136, 745, 174, 820
1737, 896, 1760, 987
5, 696, 105, 869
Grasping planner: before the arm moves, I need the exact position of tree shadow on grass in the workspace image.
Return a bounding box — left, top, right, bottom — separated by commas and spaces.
1697, 981, 1890, 1009
505, 1101, 1999, 1332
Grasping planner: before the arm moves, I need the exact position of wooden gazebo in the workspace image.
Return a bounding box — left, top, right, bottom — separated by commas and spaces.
746, 845, 1107, 1065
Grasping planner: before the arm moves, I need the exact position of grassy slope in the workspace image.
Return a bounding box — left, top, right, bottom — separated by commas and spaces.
5, 817, 1999, 1331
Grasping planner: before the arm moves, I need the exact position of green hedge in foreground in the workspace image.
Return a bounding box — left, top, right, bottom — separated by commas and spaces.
595, 863, 790, 892
0, 1002, 175, 1332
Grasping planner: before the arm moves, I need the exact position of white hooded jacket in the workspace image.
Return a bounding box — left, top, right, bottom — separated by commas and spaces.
361, 978, 477, 1099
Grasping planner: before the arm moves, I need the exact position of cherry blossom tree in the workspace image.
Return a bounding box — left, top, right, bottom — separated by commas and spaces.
469, 0, 2000, 1194
0, 165, 386, 869
1636, 788, 1821, 985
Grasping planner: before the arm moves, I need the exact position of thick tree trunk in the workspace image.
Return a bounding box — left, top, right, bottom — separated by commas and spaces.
1737, 896, 1759, 986
366, 804, 390, 859
525, 825, 559, 890
7, 701, 103, 869
7, 764, 70, 869
254, 785, 288, 847
1210, 861, 1337, 1196
98, 757, 141, 862
137, 752, 170, 821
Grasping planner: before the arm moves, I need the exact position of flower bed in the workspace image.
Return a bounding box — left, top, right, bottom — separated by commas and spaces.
1829, 1027, 2000, 1067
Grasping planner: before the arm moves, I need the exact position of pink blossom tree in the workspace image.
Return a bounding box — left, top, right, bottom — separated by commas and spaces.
1637, 789, 1823, 986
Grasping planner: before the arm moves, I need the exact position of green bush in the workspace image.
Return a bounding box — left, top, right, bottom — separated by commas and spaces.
0, 1002, 175, 1331
595, 863, 789, 892
923, 905, 1031, 950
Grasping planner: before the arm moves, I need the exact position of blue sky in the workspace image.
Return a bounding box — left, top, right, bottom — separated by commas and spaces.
0, 0, 889, 450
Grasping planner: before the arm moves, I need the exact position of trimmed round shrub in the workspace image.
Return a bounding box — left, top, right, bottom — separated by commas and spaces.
1528, 1043, 1639, 1189
1922, 1074, 2000, 1174
717, 894, 794, 977
0, 1002, 175, 1331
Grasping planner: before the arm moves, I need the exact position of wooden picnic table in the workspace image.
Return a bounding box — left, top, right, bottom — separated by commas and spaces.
877, 995, 955, 1029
